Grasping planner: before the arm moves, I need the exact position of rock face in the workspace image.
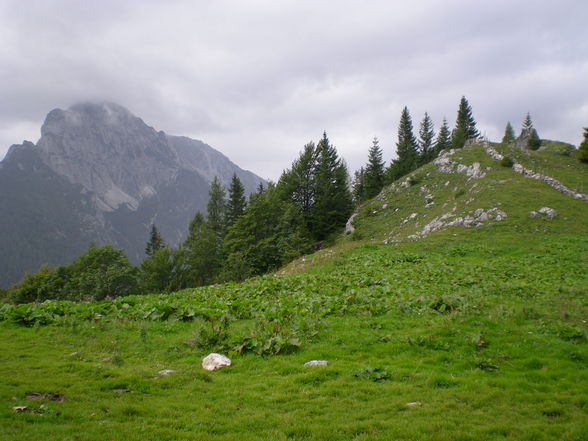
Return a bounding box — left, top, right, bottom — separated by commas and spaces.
202, 353, 232, 371
0, 102, 265, 287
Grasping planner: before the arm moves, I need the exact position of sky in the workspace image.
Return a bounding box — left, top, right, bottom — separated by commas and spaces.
0, 0, 587, 181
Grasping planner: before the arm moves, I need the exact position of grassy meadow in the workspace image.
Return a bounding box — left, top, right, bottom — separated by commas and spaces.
1, 142, 587, 440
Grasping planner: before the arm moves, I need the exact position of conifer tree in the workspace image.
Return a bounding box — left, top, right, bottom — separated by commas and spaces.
363, 137, 385, 200
182, 211, 217, 286
578, 128, 588, 164
502, 122, 515, 144
386, 107, 419, 183
451, 96, 479, 148
278, 142, 317, 228
145, 224, 165, 257
207, 176, 227, 244
226, 173, 247, 228
418, 112, 436, 165
311, 132, 353, 241
435, 117, 451, 153
520, 113, 541, 150
352, 166, 366, 204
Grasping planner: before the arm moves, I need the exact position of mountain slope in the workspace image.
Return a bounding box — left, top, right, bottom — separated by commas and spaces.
0, 102, 265, 287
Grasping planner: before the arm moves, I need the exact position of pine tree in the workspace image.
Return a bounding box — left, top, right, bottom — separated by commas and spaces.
578, 128, 588, 164
452, 96, 479, 148
363, 137, 385, 200
386, 107, 419, 183
207, 176, 227, 244
145, 224, 165, 257
278, 142, 317, 228
435, 117, 451, 153
226, 173, 246, 228
520, 113, 541, 150
182, 211, 217, 286
310, 132, 353, 241
502, 122, 515, 144
418, 112, 436, 165
352, 166, 366, 204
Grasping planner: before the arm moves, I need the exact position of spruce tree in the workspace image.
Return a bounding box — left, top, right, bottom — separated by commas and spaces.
451, 96, 479, 148
352, 166, 366, 204
145, 224, 165, 257
418, 112, 436, 165
310, 132, 353, 241
207, 176, 227, 243
386, 107, 419, 183
363, 137, 385, 200
435, 117, 451, 153
520, 113, 541, 150
502, 122, 515, 144
182, 211, 217, 286
578, 128, 588, 164
226, 173, 247, 228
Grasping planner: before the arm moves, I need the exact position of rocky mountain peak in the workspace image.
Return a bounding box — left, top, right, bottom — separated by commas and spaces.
37, 102, 178, 211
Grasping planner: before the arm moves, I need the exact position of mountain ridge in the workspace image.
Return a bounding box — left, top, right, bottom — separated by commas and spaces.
0, 102, 265, 287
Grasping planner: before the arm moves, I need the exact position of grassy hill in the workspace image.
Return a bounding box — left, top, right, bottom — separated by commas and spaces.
1, 142, 587, 441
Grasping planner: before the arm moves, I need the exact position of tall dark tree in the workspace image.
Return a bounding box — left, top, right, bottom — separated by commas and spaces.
139, 247, 175, 293
578, 128, 588, 164
182, 211, 217, 286
386, 107, 419, 183
363, 137, 385, 200
310, 132, 353, 241
207, 176, 227, 244
451, 96, 479, 148
435, 117, 452, 153
145, 224, 166, 257
502, 122, 515, 144
226, 173, 247, 228
278, 142, 318, 228
418, 112, 436, 164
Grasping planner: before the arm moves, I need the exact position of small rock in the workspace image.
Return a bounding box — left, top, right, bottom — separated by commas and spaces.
304, 360, 328, 367
12, 406, 30, 413
538, 207, 557, 219
158, 369, 176, 376
406, 401, 422, 407
202, 353, 232, 371
112, 389, 132, 394
529, 211, 538, 219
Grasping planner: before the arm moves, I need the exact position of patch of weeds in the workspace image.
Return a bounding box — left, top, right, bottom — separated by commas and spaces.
408, 174, 423, 186
475, 357, 499, 372
351, 366, 392, 383
500, 156, 514, 168
472, 333, 489, 350
524, 358, 544, 370
430, 295, 462, 313
406, 335, 450, 351
193, 314, 231, 349
552, 323, 586, 343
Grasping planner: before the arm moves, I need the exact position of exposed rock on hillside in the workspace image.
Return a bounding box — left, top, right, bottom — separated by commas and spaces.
0, 102, 265, 287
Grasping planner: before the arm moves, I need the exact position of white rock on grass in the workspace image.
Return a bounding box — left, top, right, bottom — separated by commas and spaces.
538, 207, 557, 219
158, 369, 176, 376
304, 360, 328, 367
202, 353, 232, 371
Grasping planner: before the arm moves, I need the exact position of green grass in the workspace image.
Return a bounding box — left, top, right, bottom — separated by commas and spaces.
1, 232, 587, 440
2, 142, 588, 440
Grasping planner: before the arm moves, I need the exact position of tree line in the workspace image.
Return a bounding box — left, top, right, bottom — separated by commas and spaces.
4, 96, 585, 304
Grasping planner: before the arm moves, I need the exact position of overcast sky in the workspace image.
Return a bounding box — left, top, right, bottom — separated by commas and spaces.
0, 0, 586, 180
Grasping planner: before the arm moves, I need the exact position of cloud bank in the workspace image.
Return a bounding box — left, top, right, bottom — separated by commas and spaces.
1, 0, 586, 179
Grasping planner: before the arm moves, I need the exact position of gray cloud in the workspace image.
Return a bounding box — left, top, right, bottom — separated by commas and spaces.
1, 0, 587, 180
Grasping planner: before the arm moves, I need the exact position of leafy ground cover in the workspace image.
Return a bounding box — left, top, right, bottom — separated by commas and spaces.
1, 230, 587, 440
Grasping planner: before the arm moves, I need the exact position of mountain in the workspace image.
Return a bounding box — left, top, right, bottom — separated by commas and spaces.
0, 102, 265, 287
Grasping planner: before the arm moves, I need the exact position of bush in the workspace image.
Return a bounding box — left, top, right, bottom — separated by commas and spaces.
500, 156, 514, 168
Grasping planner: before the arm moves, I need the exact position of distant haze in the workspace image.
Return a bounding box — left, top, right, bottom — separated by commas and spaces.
0, 0, 587, 180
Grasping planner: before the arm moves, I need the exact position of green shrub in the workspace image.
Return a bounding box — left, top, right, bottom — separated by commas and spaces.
500, 156, 514, 168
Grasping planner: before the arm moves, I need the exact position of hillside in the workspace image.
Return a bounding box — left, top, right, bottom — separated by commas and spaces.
0, 103, 265, 287
1, 141, 587, 440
